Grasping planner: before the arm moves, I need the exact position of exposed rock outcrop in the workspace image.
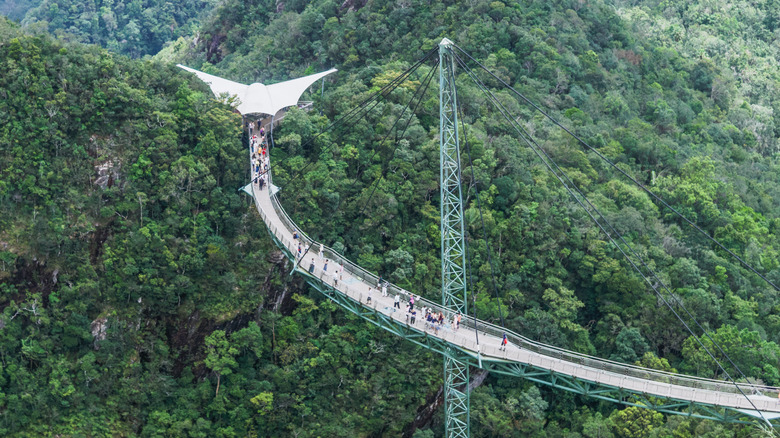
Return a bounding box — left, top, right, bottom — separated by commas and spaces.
91, 316, 108, 350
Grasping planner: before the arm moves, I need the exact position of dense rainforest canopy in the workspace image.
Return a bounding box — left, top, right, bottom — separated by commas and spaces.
1, 0, 780, 436
11, 0, 215, 57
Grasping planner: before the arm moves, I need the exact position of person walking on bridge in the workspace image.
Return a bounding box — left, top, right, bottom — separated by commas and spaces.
394, 294, 400, 310
500, 333, 508, 351
308, 258, 315, 274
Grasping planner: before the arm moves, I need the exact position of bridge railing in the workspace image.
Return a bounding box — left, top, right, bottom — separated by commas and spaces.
374, 283, 778, 397
258, 167, 780, 400
461, 314, 778, 396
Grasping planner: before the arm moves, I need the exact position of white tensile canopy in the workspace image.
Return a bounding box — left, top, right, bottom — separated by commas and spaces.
177, 64, 337, 116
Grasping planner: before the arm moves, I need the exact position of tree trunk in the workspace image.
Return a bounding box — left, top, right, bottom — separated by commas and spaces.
216, 373, 221, 397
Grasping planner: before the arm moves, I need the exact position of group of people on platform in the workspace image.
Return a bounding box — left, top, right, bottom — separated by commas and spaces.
293, 232, 348, 288
250, 122, 270, 189
404, 302, 462, 336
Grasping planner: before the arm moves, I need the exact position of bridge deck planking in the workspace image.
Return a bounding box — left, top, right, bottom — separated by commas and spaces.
248, 161, 780, 418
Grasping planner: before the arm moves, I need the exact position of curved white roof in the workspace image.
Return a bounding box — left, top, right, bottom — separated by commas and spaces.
177, 64, 337, 116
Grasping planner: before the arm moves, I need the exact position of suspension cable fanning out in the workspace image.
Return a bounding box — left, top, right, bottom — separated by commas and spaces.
453, 43, 780, 295
273, 46, 440, 190
452, 49, 770, 425
355, 58, 439, 219
452, 66, 507, 331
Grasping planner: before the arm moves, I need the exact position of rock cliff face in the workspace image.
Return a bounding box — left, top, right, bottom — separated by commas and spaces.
94, 160, 119, 190
91, 316, 108, 349
339, 0, 368, 12
5, 257, 57, 301
169, 309, 255, 378
168, 248, 300, 379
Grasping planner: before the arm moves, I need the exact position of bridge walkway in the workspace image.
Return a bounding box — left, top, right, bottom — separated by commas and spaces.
247, 164, 780, 422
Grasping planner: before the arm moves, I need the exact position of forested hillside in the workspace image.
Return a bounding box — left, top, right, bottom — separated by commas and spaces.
1, 0, 780, 436
19, 0, 215, 57
0, 0, 39, 21
0, 15, 444, 437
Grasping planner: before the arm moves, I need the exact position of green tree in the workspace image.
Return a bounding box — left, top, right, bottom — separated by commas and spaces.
611, 327, 650, 364
583, 411, 615, 438
204, 330, 238, 397
611, 406, 663, 438
681, 325, 780, 384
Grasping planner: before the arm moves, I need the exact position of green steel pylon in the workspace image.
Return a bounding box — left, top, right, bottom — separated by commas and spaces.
439, 37, 470, 438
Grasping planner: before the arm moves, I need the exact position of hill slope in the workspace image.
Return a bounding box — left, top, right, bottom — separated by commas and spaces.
1, 0, 780, 435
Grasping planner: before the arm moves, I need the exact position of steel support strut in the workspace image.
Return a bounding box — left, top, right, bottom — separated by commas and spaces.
440, 38, 470, 438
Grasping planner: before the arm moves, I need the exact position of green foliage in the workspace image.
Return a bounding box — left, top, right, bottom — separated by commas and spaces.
20, 0, 215, 58
611, 406, 663, 438
2, 0, 780, 434
0, 0, 39, 20
681, 325, 780, 385
472, 382, 549, 437
582, 411, 615, 438
611, 327, 650, 364
204, 330, 238, 396
635, 352, 677, 374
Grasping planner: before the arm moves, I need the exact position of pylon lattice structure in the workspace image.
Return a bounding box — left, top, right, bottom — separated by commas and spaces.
439, 38, 470, 438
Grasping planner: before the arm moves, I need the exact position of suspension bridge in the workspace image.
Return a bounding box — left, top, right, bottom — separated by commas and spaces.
188, 38, 780, 436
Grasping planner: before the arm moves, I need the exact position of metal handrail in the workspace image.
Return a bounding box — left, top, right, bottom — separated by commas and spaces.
251, 151, 780, 399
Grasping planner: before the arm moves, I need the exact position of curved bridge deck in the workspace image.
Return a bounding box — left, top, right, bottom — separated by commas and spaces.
248, 164, 780, 424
